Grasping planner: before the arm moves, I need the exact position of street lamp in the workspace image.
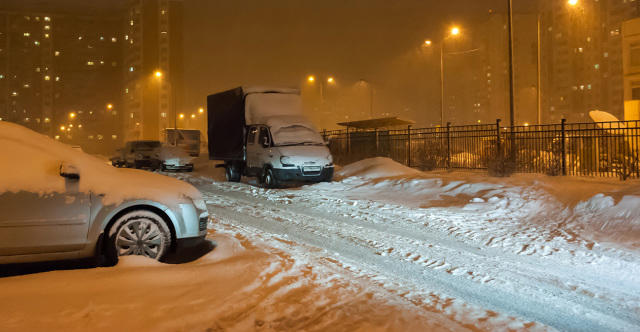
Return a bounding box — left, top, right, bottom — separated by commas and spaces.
424, 25, 462, 126
568, 0, 578, 6
154, 69, 177, 132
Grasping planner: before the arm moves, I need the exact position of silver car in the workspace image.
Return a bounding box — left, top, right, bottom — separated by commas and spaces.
0, 122, 208, 265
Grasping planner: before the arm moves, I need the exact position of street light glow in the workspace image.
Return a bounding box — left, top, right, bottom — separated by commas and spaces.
60, 125, 66, 131
198, 107, 204, 114
154, 70, 163, 78
69, 112, 76, 119
568, 0, 578, 6
424, 39, 432, 46
327, 77, 335, 84
307, 75, 315, 83
179, 113, 185, 119
451, 26, 460, 36
107, 103, 113, 110
191, 114, 196, 119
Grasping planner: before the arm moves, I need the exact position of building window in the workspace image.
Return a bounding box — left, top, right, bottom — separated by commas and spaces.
633, 82, 640, 100
630, 44, 640, 67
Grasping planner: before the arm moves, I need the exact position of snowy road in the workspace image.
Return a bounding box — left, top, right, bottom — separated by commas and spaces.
183, 159, 640, 332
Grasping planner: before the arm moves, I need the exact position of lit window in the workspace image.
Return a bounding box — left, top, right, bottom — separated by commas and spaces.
161, 9, 166, 15
100, 60, 104, 65
125, 35, 129, 40
125, 88, 129, 94
97, 135, 103, 140
130, 113, 134, 118
44, 117, 50, 123
130, 39, 133, 44
44, 34, 49, 38
0, 74, 4, 79
130, 20, 134, 26
111, 135, 118, 140
55, 76, 60, 81
100, 36, 104, 41
604, 52, 609, 58
44, 16, 50, 22
587, 84, 592, 90
34, 41, 40, 46
161, 112, 167, 118
129, 66, 134, 72
44, 25, 50, 30
23, 32, 30, 37
55, 135, 60, 140
78, 36, 82, 40
23, 83, 30, 88
111, 37, 117, 42
594, 64, 600, 70
11, 91, 18, 96
54, 51, 60, 56
88, 135, 94, 140
35, 67, 41, 72
87, 61, 94, 66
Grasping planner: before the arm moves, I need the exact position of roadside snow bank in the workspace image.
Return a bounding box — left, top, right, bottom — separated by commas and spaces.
333, 157, 640, 249
0, 122, 201, 206
337, 157, 423, 179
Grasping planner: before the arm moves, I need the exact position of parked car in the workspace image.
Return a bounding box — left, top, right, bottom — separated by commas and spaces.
112, 140, 162, 170
159, 145, 194, 172
0, 122, 208, 265
164, 128, 201, 157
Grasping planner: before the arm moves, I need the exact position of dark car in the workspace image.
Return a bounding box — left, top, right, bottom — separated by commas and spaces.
112, 140, 162, 170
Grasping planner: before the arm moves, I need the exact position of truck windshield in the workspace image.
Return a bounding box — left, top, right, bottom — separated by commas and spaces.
272, 125, 324, 146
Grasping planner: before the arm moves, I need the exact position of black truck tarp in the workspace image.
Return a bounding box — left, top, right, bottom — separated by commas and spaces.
207, 87, 246, 161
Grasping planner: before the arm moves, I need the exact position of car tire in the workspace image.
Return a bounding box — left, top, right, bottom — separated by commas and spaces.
263, 168, 278, 188
104, 210, 172, 266
225, 164, 241, 182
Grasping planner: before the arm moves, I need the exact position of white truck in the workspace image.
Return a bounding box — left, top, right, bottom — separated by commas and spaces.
207, 87, 333, 187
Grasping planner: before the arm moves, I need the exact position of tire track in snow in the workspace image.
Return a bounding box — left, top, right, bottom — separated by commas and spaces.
196, 180, 640, 332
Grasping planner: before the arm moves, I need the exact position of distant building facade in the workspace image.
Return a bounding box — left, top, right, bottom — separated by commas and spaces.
539, 0, 640, 123
0, 0, 183, 152
622, 17, 640, 120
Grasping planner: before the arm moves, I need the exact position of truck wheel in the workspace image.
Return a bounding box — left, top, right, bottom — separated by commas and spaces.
263, 168, 278, 188
226, 164, 241, 182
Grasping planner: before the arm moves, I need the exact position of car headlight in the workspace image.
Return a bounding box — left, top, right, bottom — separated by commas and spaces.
280, 156, 295, 167
192, 198, 207, 211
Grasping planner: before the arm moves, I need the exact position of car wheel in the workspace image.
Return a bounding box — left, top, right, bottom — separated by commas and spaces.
104, 210, 171, 265
263, 168, 278, 188
225, 164, 241, 182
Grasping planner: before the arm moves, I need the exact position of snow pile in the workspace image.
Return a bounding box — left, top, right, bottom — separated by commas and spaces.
337, 157, 424, 179
0, 122, 201, 206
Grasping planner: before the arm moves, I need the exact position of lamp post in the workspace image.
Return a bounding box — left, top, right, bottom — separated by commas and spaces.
424, 26, 461, 126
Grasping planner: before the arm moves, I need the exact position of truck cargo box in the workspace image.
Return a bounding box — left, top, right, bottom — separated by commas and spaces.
207, 87, 245, 161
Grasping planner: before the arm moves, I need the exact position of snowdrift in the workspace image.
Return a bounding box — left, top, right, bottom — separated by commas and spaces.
334, 157, 640, 248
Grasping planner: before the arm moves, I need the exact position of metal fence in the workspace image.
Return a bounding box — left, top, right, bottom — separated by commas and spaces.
323, 119, 640, 180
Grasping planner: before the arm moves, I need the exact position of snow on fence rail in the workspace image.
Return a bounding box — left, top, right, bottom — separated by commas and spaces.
322, 119, 640, 180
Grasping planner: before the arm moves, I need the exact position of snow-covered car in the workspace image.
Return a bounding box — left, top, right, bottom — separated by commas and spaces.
159, 145, 194, 172
0, 122, 209, 265
115, 140, 163, 170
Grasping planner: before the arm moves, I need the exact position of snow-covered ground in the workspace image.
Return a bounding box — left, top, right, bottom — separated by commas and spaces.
2, 156, 640, 331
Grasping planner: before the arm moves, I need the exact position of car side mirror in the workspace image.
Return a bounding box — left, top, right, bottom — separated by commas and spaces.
60, 162, 80, 180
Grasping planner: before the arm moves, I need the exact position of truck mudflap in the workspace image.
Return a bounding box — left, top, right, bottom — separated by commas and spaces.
272, 166, 333, 183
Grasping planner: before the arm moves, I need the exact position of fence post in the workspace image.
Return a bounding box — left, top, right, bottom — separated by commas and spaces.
407, 125, 412, 167
322, 129, 327, 141
496, 119, 502, 164
446, 122, 451, 169
375, 128, 379, 156
561, 118, 567, 176
346, 126, 351, 154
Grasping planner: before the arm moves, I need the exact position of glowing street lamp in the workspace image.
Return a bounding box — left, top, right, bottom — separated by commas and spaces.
450, 26, 461, 36
179, 113, 185, 119
106, 103, 113, 110
154, 70, 163, 78
568, 0, 578, 6
68, 112, 76, 119
327, 77, 335, 84
59, 125, 66, 131
424, 39, 432, 46
307, 75, 315, 83
190, 114, 196, 119
198, 107, 204, 114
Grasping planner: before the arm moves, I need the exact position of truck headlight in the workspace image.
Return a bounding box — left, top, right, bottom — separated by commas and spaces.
280, 156, 295, 167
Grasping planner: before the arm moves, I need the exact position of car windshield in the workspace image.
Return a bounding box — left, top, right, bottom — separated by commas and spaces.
133, 141, 161, 150
272, 125, 324, 146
